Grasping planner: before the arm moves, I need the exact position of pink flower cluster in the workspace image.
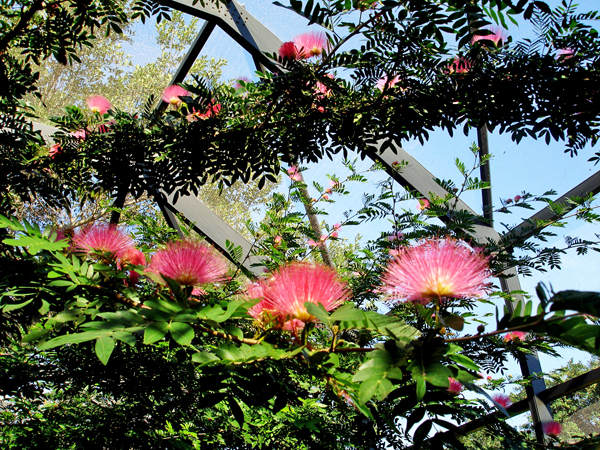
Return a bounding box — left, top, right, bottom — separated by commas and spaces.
492, 393, 512, 409
146, 240, 227, 290
543, 421, 563, 437
445, 57, 471, 75
72, 225, 145, 286
504, 331, 526, 342
187, 103, 222, 122
279, 32, 329, 60
247, 263, 349, 330
87, 96, 112, 115
447, 378, 464, 395
287, 166, 303, 182
162, 85, 191, 107
375, 75, 401, 92
72, 225, 229, 293
380, 238, 490, 304
471, 26, 508, 47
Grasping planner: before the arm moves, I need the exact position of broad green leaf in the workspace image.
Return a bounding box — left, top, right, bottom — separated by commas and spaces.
2, 299, 33, 312
38, 331, 109, 350
359, 377, 394, 405
3, 235, 67, 255
192, 351, 221, 365
448, 353, 480, 371
424, 363, 452, 387
144, 298, 182, 314
549, 290, 600, 317
169, 322, 195, 346
95, 336, 115, 365
304, 302, 330, 325
442, 315, 465, 331
144, 321, 169, 344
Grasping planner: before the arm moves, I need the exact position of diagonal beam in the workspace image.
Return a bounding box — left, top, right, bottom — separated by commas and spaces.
160, 190, 265, 275
424, 366, 600, 443
158, 0, 283, 70
367, 142, 499, 243
507, 169, 600, 243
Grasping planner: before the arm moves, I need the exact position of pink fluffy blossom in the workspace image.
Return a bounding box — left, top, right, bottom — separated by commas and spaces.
294, 31, 328, 59
446, 57, 472, 74
447, 378, 464, 395
71, 129, 87, 141
417, 199, 430, 210
492, 393, 512, 409
146, 240, 227, 289
261, 263, 349, 323
73, 225, 135, 259
375, 75, 401, 92
504, 331, 526, 342
380, 238, 490, 304
162, 85, 191, 107
279, 41, 301, 60
472, 26, 508, 47
186, 103, 222, 122
120, 248, 146, 286
86, 96, 112, 115
543, 421, 563, 437
49, 144, 62, 159
556, 48, 574, 60
315, 73, 334, 97
287, 166, 303, 182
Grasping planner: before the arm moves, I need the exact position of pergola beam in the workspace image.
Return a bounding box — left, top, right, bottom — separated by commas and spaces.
159, 0, 283, 70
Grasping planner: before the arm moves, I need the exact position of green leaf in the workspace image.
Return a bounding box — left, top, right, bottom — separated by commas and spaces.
38, 331, 109, 350
442, 315, 465, 331
95, 336, 115, 365
3, 235, 67, 255
227, 397, 245, 428
192, 351, 221, 365
424, 363, 452, 387
304, 302, 330, 325
144, 321, 169, 344
2, 299, 33, 312
448, 353, 480, 371
549, 290, 600, 317
169, 322, 194, 346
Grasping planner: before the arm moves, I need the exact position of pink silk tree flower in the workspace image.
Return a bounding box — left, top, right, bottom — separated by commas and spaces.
492, 393, 512, 409
71, 129, 87, 140
504, 331, 527, 342
472, 26, 508, 47
447, 378, 464, 395
73, 225, 136, 259
162, 85, 191, 107
120, 248, 146, 286
543, 421, 563, 437
86, 96, 112, 115
375, 75, 401, 92
315, 73, 335, 97
380, 238, 490, 304
294, 31, 328, 59
146, 240, 227, 289
417, 198, 430, 210
446, 57, 472, 74
279, 41, 301, 60
556, 48, 575, 60
49, 143, 62, 159
262, 263, 349, 323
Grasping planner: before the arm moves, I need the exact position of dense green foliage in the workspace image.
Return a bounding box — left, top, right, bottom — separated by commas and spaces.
1, 0, 600, 449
